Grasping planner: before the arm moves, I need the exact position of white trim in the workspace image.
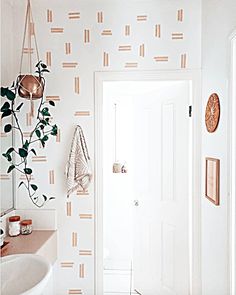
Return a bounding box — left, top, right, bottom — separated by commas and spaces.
228, 29, 236, 295
94, 70, 202, 295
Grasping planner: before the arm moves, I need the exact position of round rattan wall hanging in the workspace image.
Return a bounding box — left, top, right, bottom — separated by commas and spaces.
205, 93, 220, 133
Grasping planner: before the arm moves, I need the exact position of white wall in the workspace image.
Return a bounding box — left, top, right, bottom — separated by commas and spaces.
5, 0, 201, 293
201, 1, 236, 294
0, 0, 15, 213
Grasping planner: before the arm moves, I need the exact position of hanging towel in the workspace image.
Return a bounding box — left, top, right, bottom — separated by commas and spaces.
66, 125, 92, 197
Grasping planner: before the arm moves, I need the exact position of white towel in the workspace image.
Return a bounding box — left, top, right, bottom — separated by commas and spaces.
66, 125, 92, 197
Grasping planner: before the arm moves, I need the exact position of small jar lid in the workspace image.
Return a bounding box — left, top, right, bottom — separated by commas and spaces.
21, 219, 32, 226
9, 216, 20, 222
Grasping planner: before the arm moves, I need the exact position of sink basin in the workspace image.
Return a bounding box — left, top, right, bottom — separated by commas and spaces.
1, 254, 52, 295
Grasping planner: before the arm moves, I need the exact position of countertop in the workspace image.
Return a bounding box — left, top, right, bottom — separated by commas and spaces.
1, 230, 57, 263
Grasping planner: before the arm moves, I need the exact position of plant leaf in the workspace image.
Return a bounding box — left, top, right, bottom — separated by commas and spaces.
48, 100, 55, 106
6, 147, 14, 155
4, 124, 12, 133
19, 148, 28, 157
42, 194, 47, 201
18, 181, 24, 188
42, 135, 49, 142
51, 125, 58, 136
23, 140, 29, 150
41, 107, 50, 116
7, 154, 12, 162
41, 69, 50, 73
1, 109, 11, 119
41, 63, 47, 69
7, 165, 15, 173
35, 129, 41, 138
16, 102, 24, 111
1, 87, 8, 97
24, 168, 32, 174
6, 89, 15, 101
41, 140, 45, 148
35, 60, 42, 68
31, 184, 38, 191
30, 148, 37, 156
49, 197, 55, 201
1, 102, 10, 112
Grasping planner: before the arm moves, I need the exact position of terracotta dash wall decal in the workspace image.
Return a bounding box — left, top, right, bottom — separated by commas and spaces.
181, 53, 187, 68
68, 290, 82, 295
103, 52, 109, 67
46, 51, 52, 66
19, 174, 34, 181
65, 43, 72, 54
0, 132, 7, 138
154, 56, 169, 62
84, 29, 90, 43
137, 15, 147, 21
0, 174, 10, 180
177, 9, 184, 22
79, 264, 85, 278
56, 129, 61, 143
32, 156, 47, 162
101, 29, 112, 36
26, 113, 32, 126
23, 132, 31, 138
125, 25, 130, 36
51, 28, 64, 33
118, 45, 131, 51
97, 12, 103, 23
30, 22, 35, 35
125, 62, 138, 68
49, 170, 55, 184
79, 213, 93, 219
77, 190, 89, 196
139, 44, 145, 57
74, 111, 90, 117
47, 9, 53, 23
61, 262, 74, 268
66, 202, 72, 216
75, 77, 80, 94
62, 62, 78, 68
46, 95, 60, 101
155, 24, 161, 38
68, 12, 80, 19
23, 48, 34, 54
172, 32, 184, 40
72, 232, 78, 247
79, 250, 92, 256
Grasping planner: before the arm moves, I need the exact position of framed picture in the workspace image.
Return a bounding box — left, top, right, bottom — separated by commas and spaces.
205, 157, 220, 205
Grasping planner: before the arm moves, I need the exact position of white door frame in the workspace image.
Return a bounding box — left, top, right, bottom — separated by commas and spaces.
228, 29, 236, 295
94, 70, 202, 295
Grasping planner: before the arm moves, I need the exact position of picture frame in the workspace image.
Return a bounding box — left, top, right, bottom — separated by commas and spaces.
205, 157, 220, 205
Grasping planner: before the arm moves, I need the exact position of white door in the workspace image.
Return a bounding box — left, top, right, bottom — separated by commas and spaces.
133, 81, 191, 295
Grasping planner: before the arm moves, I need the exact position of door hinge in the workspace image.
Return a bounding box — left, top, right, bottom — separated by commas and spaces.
189, 105, 192, 117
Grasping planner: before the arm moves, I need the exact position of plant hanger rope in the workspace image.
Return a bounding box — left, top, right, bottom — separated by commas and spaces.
19, 0, 40, 74
17, 0, 45, 117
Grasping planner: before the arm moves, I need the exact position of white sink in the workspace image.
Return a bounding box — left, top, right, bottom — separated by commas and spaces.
1, 254, 52, 295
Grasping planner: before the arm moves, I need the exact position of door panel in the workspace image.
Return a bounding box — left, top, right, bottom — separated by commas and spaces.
133, 82, 190, 295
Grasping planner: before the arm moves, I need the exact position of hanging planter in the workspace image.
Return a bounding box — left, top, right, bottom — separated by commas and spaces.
112, 103, 127, 174
0, 0, 58, 207
16, 0, 48, 117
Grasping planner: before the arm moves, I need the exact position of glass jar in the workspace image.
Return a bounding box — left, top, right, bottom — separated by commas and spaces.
9, 216, 21, 237
20, 219, 32, 235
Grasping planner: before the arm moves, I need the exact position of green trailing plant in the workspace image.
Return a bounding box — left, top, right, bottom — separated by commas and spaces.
1, 61, 58, 207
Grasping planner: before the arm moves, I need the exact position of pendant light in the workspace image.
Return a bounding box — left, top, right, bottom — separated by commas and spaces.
112, 103, 127, 173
